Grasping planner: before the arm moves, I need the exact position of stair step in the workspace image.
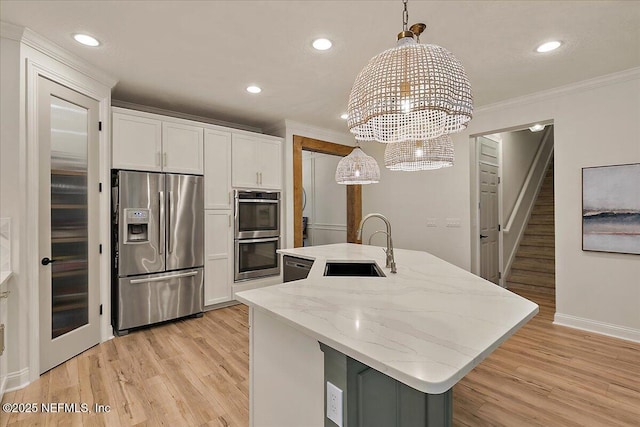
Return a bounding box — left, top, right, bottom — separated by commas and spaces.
524, 224, 554, 235
532, 205, 554, 214
507, 282, 555, 295
528, 215, 554, 225
516, 245, 555, 259
511, 256, 555, 274
520, 234, 555, 247
508, 269, 556, 288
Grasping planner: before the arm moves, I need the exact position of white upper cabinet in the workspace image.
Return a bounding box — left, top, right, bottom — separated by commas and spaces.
204, 129, 232, 209
162, 122, 204, 174
112, 108, 203, 174
112, 112, 162, 171
232, 134, 282, 189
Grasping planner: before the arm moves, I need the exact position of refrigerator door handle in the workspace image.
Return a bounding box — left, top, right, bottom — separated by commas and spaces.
159, 191, 165, 255
168, 191, 173, 253
129, 270, 198, 284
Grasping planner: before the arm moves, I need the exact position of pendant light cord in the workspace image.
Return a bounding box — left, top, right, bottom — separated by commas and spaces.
402, 0, 409, 31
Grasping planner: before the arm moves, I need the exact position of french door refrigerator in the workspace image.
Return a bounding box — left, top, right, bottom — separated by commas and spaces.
112, 170, 204, 335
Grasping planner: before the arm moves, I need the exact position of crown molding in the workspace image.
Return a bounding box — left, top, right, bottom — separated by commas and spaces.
1, 21, 117, 89
283, 119, 355, 146
476, 67, 640, 114
111, 100, 263, 134
0, 21, 25, 41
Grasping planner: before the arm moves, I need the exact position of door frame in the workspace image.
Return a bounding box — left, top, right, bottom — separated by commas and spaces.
25, 55, 114, 381
292, 135, 361, 247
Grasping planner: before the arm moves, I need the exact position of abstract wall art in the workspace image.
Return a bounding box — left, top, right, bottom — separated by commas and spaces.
582, 163, 640, 255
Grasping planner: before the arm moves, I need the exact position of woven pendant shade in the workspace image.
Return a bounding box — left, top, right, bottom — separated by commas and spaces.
348, 36, 472, 143
384, 136, 454, 171
335, 147, 380, 185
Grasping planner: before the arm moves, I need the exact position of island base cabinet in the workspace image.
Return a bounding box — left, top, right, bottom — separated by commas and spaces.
250, 308, 324, 427
320, 343, 453, 427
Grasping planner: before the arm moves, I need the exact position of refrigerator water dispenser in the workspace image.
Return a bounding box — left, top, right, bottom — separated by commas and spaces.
124, 208, 150, 243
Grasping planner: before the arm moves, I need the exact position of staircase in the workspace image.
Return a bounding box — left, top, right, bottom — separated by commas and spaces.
507, 158, 555, 294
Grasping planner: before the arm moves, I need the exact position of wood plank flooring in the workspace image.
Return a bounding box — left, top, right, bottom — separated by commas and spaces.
3, 289, 639, 426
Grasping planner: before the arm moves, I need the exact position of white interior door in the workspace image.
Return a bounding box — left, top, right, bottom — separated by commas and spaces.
38, 77, 100, 373
479, 138, 500, 285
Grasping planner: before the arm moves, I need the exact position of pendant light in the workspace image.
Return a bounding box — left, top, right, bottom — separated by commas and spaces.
384, 136, 454, 171
347, 0, 473, 143
335, 147, 380, 185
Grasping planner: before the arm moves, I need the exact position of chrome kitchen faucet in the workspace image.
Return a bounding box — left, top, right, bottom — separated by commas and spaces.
357, 213, 397, 274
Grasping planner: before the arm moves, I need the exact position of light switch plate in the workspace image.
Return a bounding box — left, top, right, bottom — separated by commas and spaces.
326, 381, 343, 427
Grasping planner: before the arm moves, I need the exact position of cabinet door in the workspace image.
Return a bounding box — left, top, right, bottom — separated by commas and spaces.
162, 122, 204, 174
204, 129, 232, 209
259, 139, 283, 190
232, 134, 259, 188
204, 210, 233, 306
112, 112, 162, 171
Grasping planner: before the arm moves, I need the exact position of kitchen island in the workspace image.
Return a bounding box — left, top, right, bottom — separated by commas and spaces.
235, 243, 538, 427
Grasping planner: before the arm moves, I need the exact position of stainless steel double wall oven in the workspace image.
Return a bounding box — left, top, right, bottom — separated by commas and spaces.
234, 190, 281, 281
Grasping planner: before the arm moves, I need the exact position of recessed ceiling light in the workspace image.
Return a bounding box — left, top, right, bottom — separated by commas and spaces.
529, 124, 545, 132
340, 113, 348, 120
73, 33, 100, 47
312, 38, 332, 51
536, 41, 561, 53
246, 86, 262, 94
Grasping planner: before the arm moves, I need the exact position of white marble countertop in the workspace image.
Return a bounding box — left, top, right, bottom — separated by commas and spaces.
236, 243, 538, 394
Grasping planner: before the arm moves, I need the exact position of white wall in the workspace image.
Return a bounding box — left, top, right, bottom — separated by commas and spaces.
0, 34, 29, 391
362, 140, 472, 270
363, 68, 640, 341
501, 129, 545, 221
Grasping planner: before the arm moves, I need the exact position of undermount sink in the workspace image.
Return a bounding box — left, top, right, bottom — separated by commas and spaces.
323, 262, 385, 277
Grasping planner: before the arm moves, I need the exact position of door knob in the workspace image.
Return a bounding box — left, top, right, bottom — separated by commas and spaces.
480, 235, 488, 239
41, 257, 57, 266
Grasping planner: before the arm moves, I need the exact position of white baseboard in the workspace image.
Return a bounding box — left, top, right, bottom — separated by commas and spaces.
5, 367, 30, 393
554, 313, 640, 343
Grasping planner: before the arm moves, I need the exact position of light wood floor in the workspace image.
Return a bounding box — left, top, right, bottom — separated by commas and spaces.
2, 289, 639, 426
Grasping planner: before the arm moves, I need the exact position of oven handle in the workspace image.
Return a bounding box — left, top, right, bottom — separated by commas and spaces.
237, 199, 279, 204
237, 237, 280, 244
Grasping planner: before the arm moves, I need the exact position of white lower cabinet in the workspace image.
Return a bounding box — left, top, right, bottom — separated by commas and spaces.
204, 210, 233, 306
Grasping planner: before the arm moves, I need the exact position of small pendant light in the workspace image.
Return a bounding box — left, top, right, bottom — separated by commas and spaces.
335, 147, 380, 185
384, 136, 454, 171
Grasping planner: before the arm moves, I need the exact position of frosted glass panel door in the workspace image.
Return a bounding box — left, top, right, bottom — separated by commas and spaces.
38, 77, 100, 373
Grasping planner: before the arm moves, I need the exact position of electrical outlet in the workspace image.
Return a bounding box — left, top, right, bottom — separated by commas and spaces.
326, 381, 343, 427
446, 218, 462, 228
426, 218, 437, 227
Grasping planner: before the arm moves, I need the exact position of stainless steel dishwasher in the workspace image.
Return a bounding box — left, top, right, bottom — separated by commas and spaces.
283, 255, 314, 282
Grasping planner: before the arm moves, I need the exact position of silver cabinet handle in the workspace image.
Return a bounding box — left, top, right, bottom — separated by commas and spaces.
228, 191, 231, 206
130, 270, 198, 284
168, 191, 173, 254
163, 152, 168, 167
159, 191, 165, 255
256, 171, 259, 185
0, 290, 9, 298
228, 214, 232, 228
157, 151, 161, 167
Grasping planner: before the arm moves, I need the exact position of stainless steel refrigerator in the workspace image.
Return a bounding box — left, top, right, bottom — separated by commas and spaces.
111, 170, 204, 335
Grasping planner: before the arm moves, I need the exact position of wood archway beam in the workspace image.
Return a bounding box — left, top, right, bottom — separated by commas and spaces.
293, 135, 362, 248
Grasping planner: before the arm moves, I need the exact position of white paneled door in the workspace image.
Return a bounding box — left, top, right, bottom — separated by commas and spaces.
38, 77, 100, 373
479, 138, 500, 285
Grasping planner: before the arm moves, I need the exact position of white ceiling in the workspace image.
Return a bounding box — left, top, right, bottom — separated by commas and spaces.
2, 1, 639, 134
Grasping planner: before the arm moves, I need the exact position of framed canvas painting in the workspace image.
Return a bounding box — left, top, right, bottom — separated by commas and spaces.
582, 163, 640, 255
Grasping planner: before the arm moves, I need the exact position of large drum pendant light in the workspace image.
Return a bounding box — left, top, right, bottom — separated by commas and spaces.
347, 0, 473, 143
